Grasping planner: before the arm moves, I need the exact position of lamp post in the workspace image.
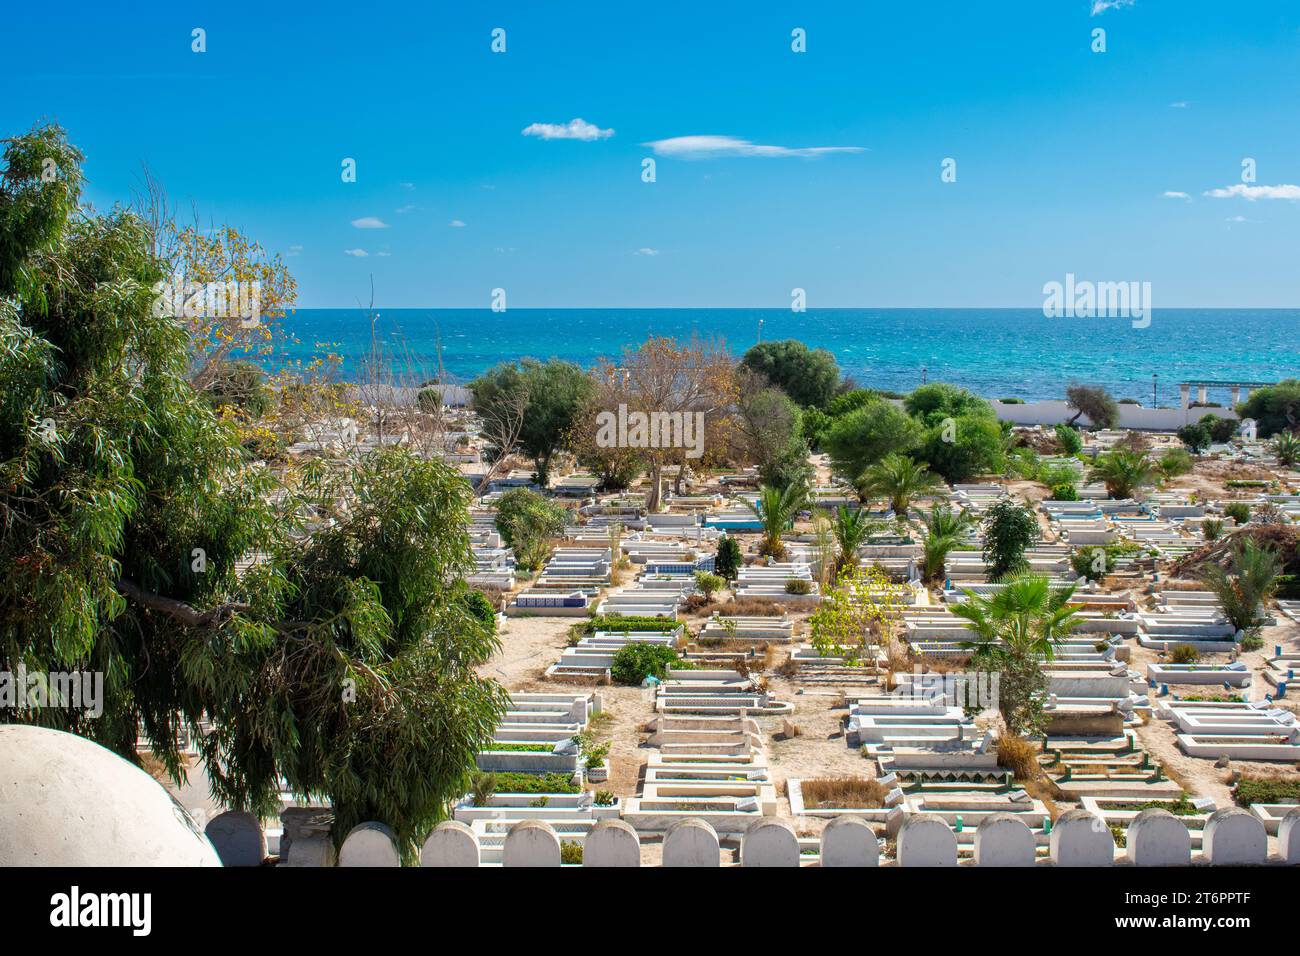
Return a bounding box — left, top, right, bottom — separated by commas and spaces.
1152, 372, 1158, 409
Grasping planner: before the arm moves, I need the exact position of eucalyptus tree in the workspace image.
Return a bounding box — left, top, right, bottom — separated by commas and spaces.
0, 125, 506, 859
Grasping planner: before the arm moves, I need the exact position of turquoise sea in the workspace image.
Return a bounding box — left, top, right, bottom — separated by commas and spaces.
275, 308, 1299, 404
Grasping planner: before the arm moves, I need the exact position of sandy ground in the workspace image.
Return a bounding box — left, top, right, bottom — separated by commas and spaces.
477, 451, 1299, 857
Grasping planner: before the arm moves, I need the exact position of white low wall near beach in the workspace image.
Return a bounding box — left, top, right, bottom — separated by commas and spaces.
990, 400, 1238, 432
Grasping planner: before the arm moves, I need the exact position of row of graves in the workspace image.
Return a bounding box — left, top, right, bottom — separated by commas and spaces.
879, 483, 1232, 860
623, 710, 781, 838
456, 692, 613, 864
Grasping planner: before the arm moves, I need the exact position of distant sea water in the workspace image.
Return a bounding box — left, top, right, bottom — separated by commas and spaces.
274, 308, 1299, 404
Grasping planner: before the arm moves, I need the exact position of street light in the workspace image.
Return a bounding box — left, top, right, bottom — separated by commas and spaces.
1152, 373, 1158, 409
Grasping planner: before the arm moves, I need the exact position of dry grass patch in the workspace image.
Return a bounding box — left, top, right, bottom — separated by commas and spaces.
997, 734, 1041, 781
800, 776, 889, 810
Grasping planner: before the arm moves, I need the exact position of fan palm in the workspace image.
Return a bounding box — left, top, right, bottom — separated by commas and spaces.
858, 453, 943, 515
951, 575, 1081, 735
1087, 449, 1157, 500
744, 482, 807, 558
952, 575, 1081, 661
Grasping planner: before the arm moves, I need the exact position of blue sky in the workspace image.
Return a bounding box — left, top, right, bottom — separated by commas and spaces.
4, 0, 1300, 308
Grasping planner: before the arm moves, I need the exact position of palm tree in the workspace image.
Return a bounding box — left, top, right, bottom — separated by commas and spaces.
920, 505, 975, 581
858, 453, 942, 516
1087, 449, 1157, 500
1201, 537, 1281, 634
830, 505, 882, 576
744, 482, 807, 558
951, 575, 1081, 735
1274, 431, 1300, 467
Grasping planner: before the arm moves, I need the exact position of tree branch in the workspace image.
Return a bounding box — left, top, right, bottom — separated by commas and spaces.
117, 578, 250, 628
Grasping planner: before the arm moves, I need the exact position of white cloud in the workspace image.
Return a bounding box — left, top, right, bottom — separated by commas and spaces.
449, 219, 466, 227
1169, 101, 1189, 109
375, 251, 391, 257
643, 135, 867, 159
1204, 183, 1300, 201
344, 249, 369, 257
521, 118, 614, 141
634, 247, 660, 256
400, 182, 415, 190
395, 205, 416, 214
287, 244, 303, 256
1162, 191, 1190, 200
1225, 215, 1251, 223
1091, 0, 1135, 14
351, 216, 389, 229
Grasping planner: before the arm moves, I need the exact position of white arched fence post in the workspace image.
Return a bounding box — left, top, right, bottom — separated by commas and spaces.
338, 822, 400, 867
820, 816, 879, 867
421, 820, 480, 867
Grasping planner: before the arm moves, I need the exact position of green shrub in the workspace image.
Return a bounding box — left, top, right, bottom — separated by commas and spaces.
694, 571, 724, 600
1235, 379, 1300, 437
610, 642, 681, 685
560, 841, 584, 864
1054, 424, 1083, 456
1223, 502, 1251, 525
1070, 546, 1113, 581
1233, 776, 1300, 807
1050, 482, 1079, 501
1169, 644, 1199, 664
593, 789, 616, 806
490, 772, 581, 794
1177, 422, 1211, 453
999, 397, 1025, 404
585, 615, 680, 634
714, 535, 743, 580
785, 578, 813, 595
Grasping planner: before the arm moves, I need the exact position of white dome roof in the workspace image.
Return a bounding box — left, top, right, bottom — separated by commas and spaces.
0, 725, 222, 866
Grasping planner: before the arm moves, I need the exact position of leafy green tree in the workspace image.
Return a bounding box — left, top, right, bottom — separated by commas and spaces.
953, 576, 1081, 735
904, 383, 992, 428
0, 124, 507, 859
981, 499, 1040, 579
1177, 421, 1212, 453
823, 399, 922, 483
470, 358, 593, 485
494, 487, 567, 570
1065, 384, 1120, 429
1088, 450, 1157, 499
732, 374, 812, 490
1054, 424, 1083, 456
858, 453, 942, 514
1235, 379, 1300, 437
740, 339, 840, 409
714, 535, 742, 580
917, 413, 1005, 482
744, 482, 807, 558
1198, 413, 1239, 444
